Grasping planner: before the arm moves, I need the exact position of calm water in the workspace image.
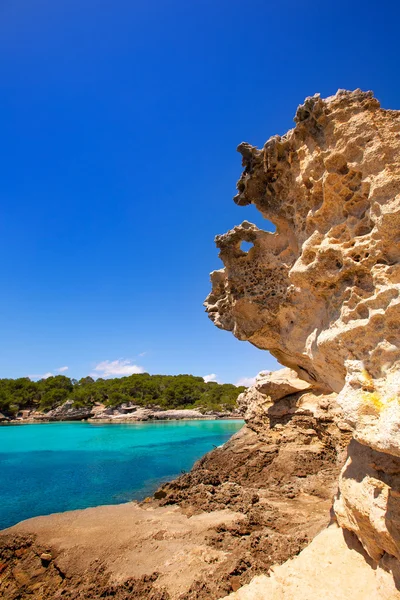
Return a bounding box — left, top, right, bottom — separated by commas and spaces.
0, 419, 243, 529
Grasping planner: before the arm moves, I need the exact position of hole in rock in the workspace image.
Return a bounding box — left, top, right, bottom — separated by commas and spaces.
240, 241, 254, 253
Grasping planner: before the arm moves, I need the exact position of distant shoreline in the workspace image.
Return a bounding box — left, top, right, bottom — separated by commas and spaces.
0, 400, 243, 425
1, 415, 244, 426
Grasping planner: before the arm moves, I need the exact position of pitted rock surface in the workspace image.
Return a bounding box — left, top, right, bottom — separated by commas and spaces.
205, 90, 400, 566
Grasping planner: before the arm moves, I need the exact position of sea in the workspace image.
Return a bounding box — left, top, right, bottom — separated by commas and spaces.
0, 419, 243, 529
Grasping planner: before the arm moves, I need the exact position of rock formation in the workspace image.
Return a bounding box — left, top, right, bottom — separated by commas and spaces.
1, 89, 399, 600
221, 523, 400, 600
205, 89, 400, 586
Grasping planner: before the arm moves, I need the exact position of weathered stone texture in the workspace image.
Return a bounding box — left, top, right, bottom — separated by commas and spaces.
206, 90, 400, 568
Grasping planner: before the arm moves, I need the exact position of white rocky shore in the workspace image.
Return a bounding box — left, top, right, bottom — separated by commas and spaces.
4, 400, 240, 424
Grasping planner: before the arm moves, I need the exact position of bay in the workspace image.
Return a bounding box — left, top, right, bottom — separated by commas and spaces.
0, 419, 243, 529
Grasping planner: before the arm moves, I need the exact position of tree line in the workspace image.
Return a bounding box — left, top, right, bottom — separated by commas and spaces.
0, 373, 246, 416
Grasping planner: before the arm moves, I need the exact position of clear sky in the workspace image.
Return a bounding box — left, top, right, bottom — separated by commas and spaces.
1, 0, 399, 384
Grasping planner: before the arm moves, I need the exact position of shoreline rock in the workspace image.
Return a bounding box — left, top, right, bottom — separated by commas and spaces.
204, 89, 400, 596
3, 402, 242, 424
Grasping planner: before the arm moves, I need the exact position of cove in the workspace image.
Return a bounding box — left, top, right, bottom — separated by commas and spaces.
0, 419, 243, 530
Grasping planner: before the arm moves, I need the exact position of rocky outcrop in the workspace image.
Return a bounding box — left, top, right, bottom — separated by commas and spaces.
222, 524, 399, 600
154, 368, 351, 596
88, 405, 208, 421
334, 438, 400, 563
44, 400, 94, 421
160, 368, 351, 502
205, 90, 400, 584
88, 405, 237, 421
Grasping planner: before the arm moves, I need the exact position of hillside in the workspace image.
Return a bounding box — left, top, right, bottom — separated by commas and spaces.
0, 373, 245, 418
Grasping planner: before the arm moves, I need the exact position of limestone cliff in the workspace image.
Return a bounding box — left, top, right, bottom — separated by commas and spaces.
205, 90, 400, 583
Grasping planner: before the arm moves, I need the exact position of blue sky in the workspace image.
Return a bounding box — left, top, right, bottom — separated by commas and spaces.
1, 0, 399, 384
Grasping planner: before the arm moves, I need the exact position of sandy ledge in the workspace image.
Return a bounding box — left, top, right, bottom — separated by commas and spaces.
2, 502, 244, 598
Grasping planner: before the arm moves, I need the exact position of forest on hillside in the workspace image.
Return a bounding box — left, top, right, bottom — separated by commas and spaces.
0, 373, 246, 416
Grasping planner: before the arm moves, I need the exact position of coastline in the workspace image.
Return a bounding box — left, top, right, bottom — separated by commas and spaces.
1, 416, 396, 600
1, 415, 243, 425
1, 403, 242, 425
0, 418, 245, 532
3, 367, 396, 599
0, 378, 351, 599
0, 427, 335, 600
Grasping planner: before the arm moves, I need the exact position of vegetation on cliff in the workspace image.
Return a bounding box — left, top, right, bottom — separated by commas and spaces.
0, 373, 245, 417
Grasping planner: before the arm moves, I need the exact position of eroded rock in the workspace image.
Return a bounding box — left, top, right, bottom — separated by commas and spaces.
221, 524, 400, 600
155, 368, 351, 595
334, 438, 400, 562
205, 90, 400, 567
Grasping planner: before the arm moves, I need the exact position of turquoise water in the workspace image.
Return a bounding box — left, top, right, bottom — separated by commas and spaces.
0, 419, 243, 530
